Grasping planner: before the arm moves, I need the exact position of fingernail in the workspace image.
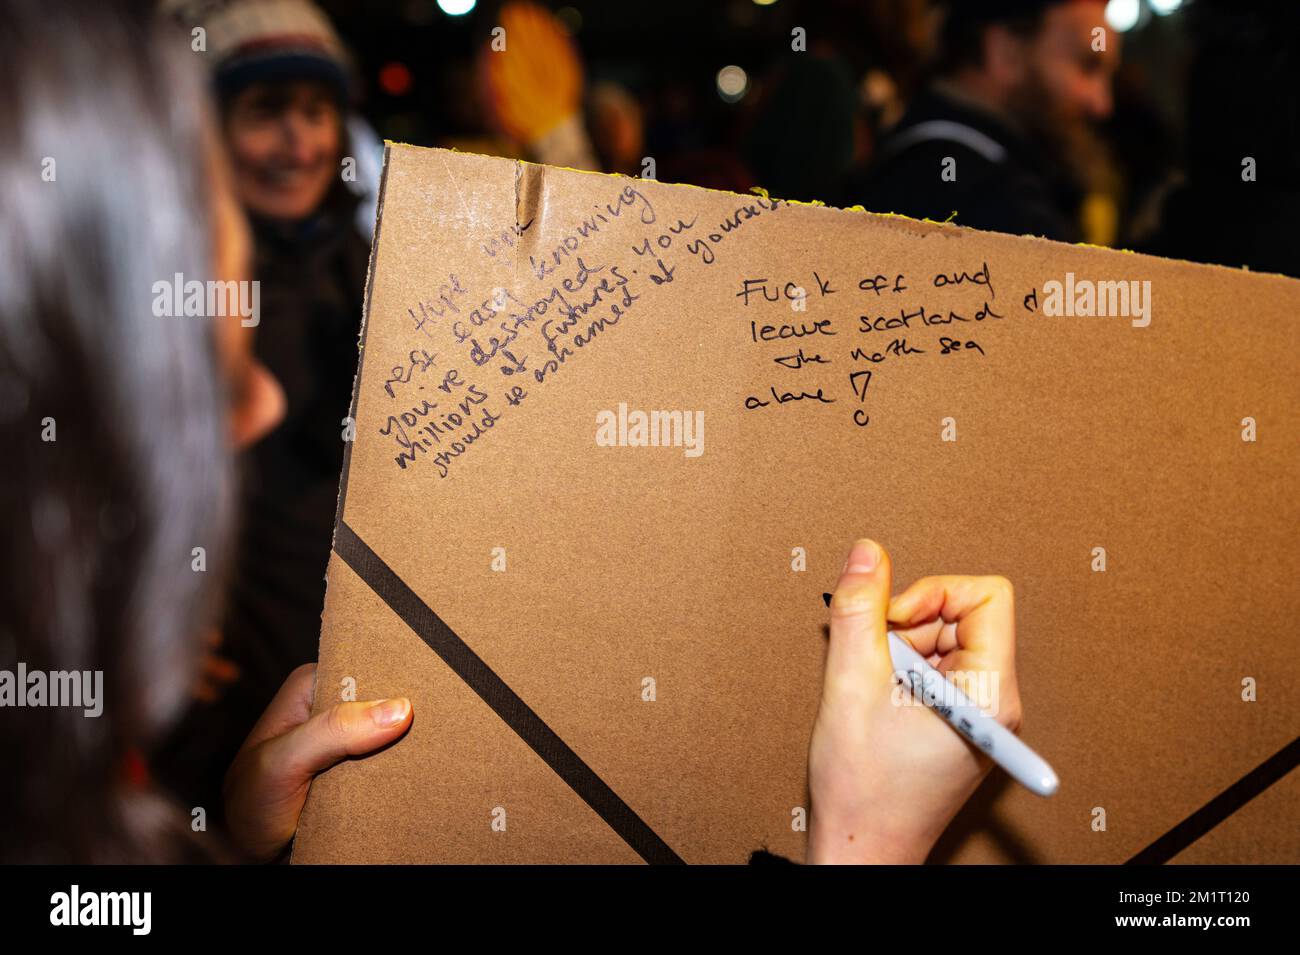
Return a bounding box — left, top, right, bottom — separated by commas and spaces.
369, 698, 410, 727
845, 538, 879, 573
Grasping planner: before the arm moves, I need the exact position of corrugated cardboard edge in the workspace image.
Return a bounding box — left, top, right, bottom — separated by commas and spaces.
399, 143, 1299, 285
289, 142, 394, 865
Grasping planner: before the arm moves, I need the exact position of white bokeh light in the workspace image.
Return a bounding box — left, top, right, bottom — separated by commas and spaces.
1105, 0, 1141, 32
437, 0, 476, 16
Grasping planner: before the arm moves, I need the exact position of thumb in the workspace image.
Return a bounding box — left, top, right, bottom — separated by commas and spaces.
823, 538, 894, 705
269, 697, 414, 783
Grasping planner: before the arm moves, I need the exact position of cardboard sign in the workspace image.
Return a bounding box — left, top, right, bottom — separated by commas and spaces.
292, 144, 1300, 864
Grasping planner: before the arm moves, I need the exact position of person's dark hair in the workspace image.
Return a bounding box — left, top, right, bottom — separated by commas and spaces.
933, 1, 1049, 78
0, 0, 234, 861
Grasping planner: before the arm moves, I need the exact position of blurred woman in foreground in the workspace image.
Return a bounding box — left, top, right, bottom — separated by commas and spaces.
0, 0, 409, 862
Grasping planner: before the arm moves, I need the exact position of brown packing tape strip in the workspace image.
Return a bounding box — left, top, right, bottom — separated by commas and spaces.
332, 520, 686, 865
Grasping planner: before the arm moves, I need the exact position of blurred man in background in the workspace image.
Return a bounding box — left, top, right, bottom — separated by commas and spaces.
850, 0, 1118, 242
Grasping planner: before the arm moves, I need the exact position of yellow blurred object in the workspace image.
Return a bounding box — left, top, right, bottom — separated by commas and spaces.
1080, 191, 1118, 248
479, 1, 584, 144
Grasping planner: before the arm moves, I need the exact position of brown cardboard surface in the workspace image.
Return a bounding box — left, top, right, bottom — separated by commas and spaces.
292, 143, 1300, 864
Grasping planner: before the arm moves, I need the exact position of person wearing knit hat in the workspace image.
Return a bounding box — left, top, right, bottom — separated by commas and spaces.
165, 0, 355, 221
848, 0, 1119, 243
153, 0, 376, 828
190, 0, 350, 101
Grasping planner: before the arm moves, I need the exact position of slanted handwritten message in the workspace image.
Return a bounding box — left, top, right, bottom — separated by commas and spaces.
376, 171, 1042, 477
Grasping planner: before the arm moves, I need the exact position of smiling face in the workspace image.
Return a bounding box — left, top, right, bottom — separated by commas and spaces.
223, 79, 342, 222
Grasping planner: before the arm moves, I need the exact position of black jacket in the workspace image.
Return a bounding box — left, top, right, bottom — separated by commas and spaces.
153, 186, 370, 819
849, 86, 1083, 243
229, 188, 370, 689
